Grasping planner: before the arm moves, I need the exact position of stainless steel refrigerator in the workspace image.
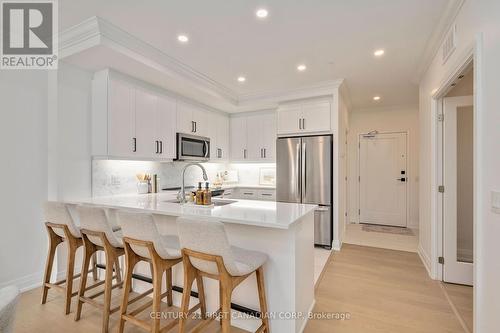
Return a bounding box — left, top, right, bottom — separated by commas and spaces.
276, 135, 333, 249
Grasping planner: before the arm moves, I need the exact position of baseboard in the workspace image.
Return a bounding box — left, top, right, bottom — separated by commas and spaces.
298, 299, 316, 333
332, 240, 342, 251
417, 244, 433, 279
0, 271, 44, 293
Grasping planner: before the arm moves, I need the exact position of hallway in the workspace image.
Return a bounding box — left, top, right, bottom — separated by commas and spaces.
306, 244, 469, 333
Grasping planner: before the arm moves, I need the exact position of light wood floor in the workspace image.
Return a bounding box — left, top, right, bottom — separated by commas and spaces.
305, 244, 469, 333
12, 244, 472, 333
343, 223, 419, 253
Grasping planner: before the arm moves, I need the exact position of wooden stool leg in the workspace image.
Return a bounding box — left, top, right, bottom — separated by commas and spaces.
179, 259, 196, 333
102, 253, 115, 333
256, 266, 270, 332
196, 274, 207, 320
118, 251, 137, 333
166, 267, 173, 307
75, 245, 94, 321
41, 228, 60, 305
114, 257, 122, 286
64, 240, 77, 315
151, 265, 164, 333
219, 282, 223, 326
220, 283, 232, 333
91, 253, 98, 281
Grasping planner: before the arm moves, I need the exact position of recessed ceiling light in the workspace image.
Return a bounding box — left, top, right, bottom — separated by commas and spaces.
297, 64, 307, 71
237, 76, 246, 83
177, 35, 189, 43
374, 49, 385, 57
256, 8, 268, 18
373, 96, 381, 101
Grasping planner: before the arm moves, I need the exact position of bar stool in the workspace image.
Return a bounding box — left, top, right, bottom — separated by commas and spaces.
177, 217, 270, 333
41, 201, 97, 314
117, 211, 206, 333
74, 205, 124, 333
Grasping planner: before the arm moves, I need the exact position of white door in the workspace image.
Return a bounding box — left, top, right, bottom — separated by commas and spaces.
135, 88, 158, 158
107, 79, 136, 157
156, 94, 177, 159
176, 101, 194, 134
246, 114, 263, 160
215, 114, 229, 160
261, 113, 276, 161
277, 104, 302, 135
230, 116, 247, 160
301, 100, 331, 133
443, 96, 474, 285
359, 132, 407, 227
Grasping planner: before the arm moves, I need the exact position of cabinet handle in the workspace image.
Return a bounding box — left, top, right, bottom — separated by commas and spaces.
155, 140, 159, 154
298, 118, 301, 130
243, 192, 254, 195
302, 118, 306, 130
191, 121, 195, 133
194, 121, 197, 133
160, 141, 163, 154
243, 149, 247, 159
264, 148, 266, 158
261, 193, 272, 196
132, 137, 137, 152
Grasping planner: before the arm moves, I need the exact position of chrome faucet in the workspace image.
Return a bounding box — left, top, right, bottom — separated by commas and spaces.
178, 163, 208, 203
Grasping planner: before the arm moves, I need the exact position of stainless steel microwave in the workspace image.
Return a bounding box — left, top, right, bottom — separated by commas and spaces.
176, 133, 210, 161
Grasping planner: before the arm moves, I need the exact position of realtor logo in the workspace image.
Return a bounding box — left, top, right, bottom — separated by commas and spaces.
1, 0, 57, 69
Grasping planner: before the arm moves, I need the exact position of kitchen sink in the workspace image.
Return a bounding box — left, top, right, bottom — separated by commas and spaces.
165, 199, 236, 206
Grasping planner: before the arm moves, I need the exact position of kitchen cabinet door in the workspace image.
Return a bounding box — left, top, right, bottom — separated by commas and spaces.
156, 94, 177, 159
135, 88, 158, 158
301, 100, 331, 133
261, 113, 276, 161
192, 106, 208, 137
217, 114, 229, 160
108, 79, 136, 157
176, 101, 195, 134
230, 116, 247, 160
277, 104, 302, 135
245, 114, 263, 160
206, 112, 218, 160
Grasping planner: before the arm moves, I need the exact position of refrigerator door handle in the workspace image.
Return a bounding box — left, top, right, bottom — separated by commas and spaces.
302, 142, 306, 201
297, 143, 302, 198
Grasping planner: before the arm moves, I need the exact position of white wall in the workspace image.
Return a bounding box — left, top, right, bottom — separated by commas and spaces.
347, 105, 419, 229
337, 90, 349, 246
0, 71, 49, 290
418, 1, 500, 331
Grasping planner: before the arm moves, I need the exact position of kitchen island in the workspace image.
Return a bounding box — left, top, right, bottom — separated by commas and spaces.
72, 192, 317, 333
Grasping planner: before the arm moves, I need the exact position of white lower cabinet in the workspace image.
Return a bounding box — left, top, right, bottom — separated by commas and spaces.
257, 189, 276, 201
225, 188, 276, 201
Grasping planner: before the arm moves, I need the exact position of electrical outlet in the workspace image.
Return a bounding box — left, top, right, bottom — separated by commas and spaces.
492, 191, 500, 214
110, 175, 121, 186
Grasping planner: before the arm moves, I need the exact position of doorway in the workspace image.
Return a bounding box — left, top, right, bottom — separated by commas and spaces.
358, 131, 408, 227
441, 64, 474, 286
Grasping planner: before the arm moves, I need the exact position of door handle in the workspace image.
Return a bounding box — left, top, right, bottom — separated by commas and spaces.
298, 118, 301, 130
191, 121, 195, 133
194, 121, 197, 133
397, 177, 407, 182
155, 140, 159, 154
297, 143, 301, 198
203, 141, 209, 157
132, 137, 137, 152
302, 142, 306, 199
243, 149, 247, 159
302, 118, 305, 130
159, 141, 163, 154
263, 148, 266, 158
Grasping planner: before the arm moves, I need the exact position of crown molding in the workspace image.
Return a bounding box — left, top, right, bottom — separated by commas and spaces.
414, 0, 465, 83
59, 16, 346, 112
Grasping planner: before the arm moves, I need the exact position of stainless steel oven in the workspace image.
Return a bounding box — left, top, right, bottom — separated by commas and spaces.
176, 133, 210, 161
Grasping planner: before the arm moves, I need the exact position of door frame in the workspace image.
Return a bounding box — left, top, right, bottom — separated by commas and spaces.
357, 130, 410, 227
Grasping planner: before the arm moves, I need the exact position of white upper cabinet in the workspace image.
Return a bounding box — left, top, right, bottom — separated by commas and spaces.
211, 113, 229, 160
176, 101, 209, 137
106, 78, 136, 158
230, 116, 247, 160
277, 99, 331, 135
92, 70, 177, 160
156, 94, 177, 159
230, 112, 276, 161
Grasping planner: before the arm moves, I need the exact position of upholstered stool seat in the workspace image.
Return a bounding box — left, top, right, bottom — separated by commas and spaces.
177, 217, 270, 333
116, 211, 203, 333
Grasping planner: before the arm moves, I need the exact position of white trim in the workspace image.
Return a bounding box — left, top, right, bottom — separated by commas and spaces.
418, 244, 433, 278
0, 271, 44, 293
59, 17, 350, 113
332, 240, 342, 251
298, 299, 316, 333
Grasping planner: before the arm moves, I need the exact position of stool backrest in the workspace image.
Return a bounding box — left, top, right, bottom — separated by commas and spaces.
76, 205, 122, 248
0, 285, 19, 333
176, 217, 239, 276
118, 211, 179, 260
43, 201, 81, 238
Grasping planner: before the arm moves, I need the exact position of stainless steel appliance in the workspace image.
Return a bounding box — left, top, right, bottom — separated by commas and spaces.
176, 133, 210, 161
276, 135, 333, 249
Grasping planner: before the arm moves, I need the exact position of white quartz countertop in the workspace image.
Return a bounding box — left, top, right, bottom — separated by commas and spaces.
71, 192, 316, 229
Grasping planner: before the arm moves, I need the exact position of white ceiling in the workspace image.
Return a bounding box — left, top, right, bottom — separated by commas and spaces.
59, 0, 450, 109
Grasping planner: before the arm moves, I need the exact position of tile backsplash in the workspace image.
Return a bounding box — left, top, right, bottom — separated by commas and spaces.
92, 160, 226, 197
92, 160, 276, 197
